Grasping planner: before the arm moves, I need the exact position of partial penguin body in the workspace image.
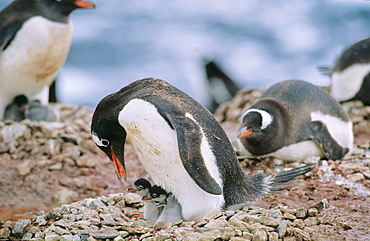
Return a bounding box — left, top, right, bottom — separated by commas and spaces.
91, 78, 313, 221
0, 0, 95, 119
127, 178, 160, 223
330, 37, 370, 105
237, 80, 353, 161
144, 185, 183, 224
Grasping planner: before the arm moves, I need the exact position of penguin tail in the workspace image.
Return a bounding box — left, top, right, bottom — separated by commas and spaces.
270, 164, 314, 191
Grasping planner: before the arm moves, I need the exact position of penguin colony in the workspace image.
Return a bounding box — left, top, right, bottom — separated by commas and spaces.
0, 0, 95, 120
0, 0, 363, 224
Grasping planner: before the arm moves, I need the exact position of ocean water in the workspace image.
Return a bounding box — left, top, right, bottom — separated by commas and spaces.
1, 0, 370, 109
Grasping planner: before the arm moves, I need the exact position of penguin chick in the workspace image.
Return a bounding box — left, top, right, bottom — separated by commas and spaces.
143, 185, 183, 224
0, 0, 95, 120
3, 95, 28, 121
126, 178, 159, 222
329, 37, 370, 106
91, 77, 313, 221
237, 79, 353, 161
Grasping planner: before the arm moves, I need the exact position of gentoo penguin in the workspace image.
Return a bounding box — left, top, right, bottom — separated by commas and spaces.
91, 77, 313, 221
127, 178, 161, 222
143, 185, 184, 224
326, 37, 370, 106
204, 59, 240, 113
0, 0, 95, 120
237, 79, 353, 161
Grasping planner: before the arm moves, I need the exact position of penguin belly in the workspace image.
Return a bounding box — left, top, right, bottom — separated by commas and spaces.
236, 138, 324, 161
331, 64, 370, 102
0, 17, 73, 117
118, 98, 224, 221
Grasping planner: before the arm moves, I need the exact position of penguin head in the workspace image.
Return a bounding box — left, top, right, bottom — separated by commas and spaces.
91, 92, 128, 182
37, 0, 95, 18
237, 106, 279, 155
127, 178, 152, 197
143, 185, 168, 204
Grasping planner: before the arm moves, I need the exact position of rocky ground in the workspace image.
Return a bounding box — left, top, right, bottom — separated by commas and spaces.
0, 88, 369, 241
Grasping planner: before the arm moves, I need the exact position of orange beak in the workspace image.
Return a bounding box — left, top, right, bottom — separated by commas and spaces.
142, 196, 152, 201
126, 187, 137, 193
73, 0, 95, 8
110, 146, 126, 182
238, 128, 254, 138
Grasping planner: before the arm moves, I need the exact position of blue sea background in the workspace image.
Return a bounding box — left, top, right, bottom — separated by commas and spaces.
1, 0, 370, 109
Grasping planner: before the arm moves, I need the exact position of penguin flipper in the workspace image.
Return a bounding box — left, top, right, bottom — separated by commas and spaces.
310, 121, 349, 160
164, 112, 223, 195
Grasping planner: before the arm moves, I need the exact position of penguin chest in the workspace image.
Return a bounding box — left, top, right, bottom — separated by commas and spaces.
0, 16, 73, 92
331, 64, 370, 101
118, 99, 225, 221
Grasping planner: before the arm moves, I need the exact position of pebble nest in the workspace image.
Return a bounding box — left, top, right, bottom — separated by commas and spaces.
0, 88, 369, 241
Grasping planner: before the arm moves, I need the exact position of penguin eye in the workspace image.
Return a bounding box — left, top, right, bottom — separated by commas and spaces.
101, 139, 109, 146
137, 185, 143, 190
152, 193, 157, 198
92, 132, 110, 147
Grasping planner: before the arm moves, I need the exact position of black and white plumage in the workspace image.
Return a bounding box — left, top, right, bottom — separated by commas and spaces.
237, 79, 353, 161
91, 78, 313, 221
326, 37, 370, 106
127, 178, 160, 223
143, 185, 183, 224
0, 0, 95, 119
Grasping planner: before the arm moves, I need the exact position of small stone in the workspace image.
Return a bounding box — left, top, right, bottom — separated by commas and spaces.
280, 206, 296, 215
52, 188, 79, 205
307, 208, 319, 217
309, 199, 329, 212
16, 160, 32, 176
296, 208, 307, 219
114, 236, 125, 241
220, 227, 235, 240
22, 232, 33, 240
341, 222, 352, 230
258, 216, 280, 227
266, 209, 282, 219
45, 234, 62, 241
363, 171, 370, 180
204, 219, 227, 230
48, 162, 63, 170
124, 193, 143, 206
268, 232, 279, 241
90, 233, 120, 239
276, 222, 287, 238
12, 219, 31, 236
0, 228, 10, 239
224, 210, 235, 218
347, 173, 365, 182
35, 216, 48, 225
119, 231, 129, 238
252, 229, 267, 241
284, 212, 296, 220
60, 235, 74, 241
153, 221, 166, 231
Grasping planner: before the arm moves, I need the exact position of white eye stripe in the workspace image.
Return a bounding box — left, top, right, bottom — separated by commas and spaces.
92, 132, 109, 147
243, 108, 273, 129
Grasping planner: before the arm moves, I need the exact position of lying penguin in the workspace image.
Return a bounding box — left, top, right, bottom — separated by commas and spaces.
237, 79, 353, 161
143, 185, 184, 224
91, 78, 313, 221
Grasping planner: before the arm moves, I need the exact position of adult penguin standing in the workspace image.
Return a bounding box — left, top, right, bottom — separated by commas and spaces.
91, 78, 312, 221
0, 0, 95, 119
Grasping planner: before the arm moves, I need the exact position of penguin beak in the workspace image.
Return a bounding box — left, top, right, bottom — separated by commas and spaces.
73, 0, 95, 9
126, 187, 137, 193
238, 127, 254, 138
142, 196, 152, 201
110, 146, 127, 182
